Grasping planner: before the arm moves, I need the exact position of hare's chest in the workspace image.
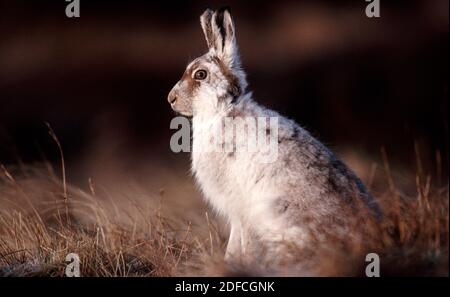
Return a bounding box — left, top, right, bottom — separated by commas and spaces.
191, 122, 245, 213
191, 141, 236, 199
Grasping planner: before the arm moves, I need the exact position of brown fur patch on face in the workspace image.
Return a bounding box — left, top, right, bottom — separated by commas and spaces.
180, 62, 202, 97
211, 56, 241, 101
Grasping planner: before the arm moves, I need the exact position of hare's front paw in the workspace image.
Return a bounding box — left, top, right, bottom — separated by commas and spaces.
224, 224, 244, 263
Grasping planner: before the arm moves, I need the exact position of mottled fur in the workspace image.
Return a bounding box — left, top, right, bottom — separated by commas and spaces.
168, 8, 382, 274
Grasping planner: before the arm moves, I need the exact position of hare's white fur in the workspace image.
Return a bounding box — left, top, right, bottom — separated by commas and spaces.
168, 8, 382, 271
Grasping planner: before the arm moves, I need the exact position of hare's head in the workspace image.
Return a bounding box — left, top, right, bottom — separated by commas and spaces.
168, 8, 248, 116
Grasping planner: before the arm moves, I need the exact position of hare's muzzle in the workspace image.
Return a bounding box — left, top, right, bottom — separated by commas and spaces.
167, 90, 178, 105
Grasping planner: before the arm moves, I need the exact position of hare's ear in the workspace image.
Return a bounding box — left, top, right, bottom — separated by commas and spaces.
220, 8, 240, 68
200, 8, 240, 68
200, 9, 215, 50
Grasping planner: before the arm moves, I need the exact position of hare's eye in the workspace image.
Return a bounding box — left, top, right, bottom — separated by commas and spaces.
193, 69, 208, 81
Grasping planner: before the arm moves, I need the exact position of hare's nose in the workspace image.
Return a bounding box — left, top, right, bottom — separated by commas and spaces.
168, 91, 178, 104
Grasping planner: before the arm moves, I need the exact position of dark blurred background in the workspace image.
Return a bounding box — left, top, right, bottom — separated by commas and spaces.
0, 0, 448, 189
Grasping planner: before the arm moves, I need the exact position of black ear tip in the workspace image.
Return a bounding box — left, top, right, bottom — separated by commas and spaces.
218, 6, 231, 14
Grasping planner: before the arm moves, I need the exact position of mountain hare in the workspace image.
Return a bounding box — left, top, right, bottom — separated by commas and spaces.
168, 8, 382, 275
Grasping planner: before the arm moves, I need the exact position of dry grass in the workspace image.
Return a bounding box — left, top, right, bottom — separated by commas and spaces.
0, 146, 448, 276
0, 162, 227, 277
